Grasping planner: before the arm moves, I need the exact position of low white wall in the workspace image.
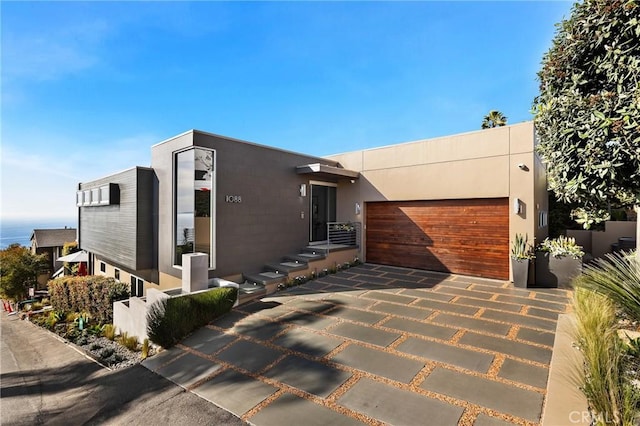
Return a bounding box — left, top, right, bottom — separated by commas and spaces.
113, 288, 175, 342
113, 297, 149, 342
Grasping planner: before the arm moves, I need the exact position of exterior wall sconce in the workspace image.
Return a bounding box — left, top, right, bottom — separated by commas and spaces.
299, 184, 307, 197
355, 202, 361, 215
513, 198, 523, 214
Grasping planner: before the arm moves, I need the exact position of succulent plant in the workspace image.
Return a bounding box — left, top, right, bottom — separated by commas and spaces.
511, 233, 535, 261
538, 235, 584, 259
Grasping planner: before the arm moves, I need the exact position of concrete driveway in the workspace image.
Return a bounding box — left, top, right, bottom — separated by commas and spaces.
144, 264, 571, 426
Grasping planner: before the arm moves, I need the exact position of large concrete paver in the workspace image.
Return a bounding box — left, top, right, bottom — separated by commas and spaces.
249, 393, 365, 426
453, 296, 523, 313
432, 312, 512, 336
361, 290, 417, 304
276, 310, 338, 330
272, 327, 344, 357
474, 414, 519, 426
382, 316, 458, 340
324, 306, 386, 324
329, 322, 401, 347
263, 355, 351, 398
216, 340, 283, 373
156, 352, 222, 388
370, 300, 432, 319
498, 358, 549, 389
181, 327, 237, 354
481, 309, 558, 332
421, 367, 545, 422
459, 332, 553, 364
193, 369, 277, 417
331, 344, 424, 383
338, 377, 464, 425
396, 337, 494, 373
414, 297, 480, 315
516, 327, 556, 347
495, 294, 568, 312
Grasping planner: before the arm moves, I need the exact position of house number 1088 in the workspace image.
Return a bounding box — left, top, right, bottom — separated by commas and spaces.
225, 195, 242, 203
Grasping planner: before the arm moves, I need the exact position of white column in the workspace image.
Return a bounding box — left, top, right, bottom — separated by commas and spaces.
182, 252, 209, 293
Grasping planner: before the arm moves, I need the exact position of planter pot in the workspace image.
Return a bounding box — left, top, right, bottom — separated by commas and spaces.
511, 258, 530, 288
535, 252, 582, 288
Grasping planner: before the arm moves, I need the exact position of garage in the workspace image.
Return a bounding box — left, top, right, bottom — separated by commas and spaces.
365, 198, 509, 280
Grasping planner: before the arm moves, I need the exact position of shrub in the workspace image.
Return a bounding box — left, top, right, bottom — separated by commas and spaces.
103, 324, 116, 341
45, 311, 62, 329
147, 287, 237, 348
141, 338, 150, 359
573, 287, 640, 425
117, 332, 139, 351
87, 324, 104, 336
575, 251, 640, 323
100, 347, 114, 358
48, 275, 129, 323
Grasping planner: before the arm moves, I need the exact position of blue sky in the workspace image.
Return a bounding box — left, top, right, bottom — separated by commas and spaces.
1, 1, 572, 220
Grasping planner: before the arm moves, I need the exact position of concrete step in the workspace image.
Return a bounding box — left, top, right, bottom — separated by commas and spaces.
285, 252, 326, 263
242, 271, 287, 286
264, 261, 308, 274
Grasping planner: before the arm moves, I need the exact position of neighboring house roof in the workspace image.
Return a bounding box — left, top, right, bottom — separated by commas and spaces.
31, 228, 77, 248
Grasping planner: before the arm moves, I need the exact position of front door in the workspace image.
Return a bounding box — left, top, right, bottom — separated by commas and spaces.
310, 184, 336, 242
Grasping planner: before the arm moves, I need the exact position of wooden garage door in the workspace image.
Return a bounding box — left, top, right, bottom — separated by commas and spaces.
366, 199, 509, 280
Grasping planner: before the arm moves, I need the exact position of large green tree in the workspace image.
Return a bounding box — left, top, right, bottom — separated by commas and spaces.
0, 244, 49, 301
533, 0, 640, 230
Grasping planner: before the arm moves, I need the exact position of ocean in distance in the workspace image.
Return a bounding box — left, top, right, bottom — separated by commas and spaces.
1, 218, 77, 249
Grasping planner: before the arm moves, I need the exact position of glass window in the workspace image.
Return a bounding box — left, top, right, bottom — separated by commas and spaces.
99, 185, 110, 204
100, 262, 106, 273
130, 276, 143, 297
114, 269, 120, 280
174, 148, 214, 267
91, 188, 100, 204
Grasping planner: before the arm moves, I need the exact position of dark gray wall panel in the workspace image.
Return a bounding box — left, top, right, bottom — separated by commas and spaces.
79, 167, 157, 275
152, 131, 344, 280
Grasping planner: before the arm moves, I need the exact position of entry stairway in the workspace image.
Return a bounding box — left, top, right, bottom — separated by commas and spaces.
235, 244, 355, 305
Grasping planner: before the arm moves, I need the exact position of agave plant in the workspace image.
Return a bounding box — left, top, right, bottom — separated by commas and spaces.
511, 233, 535, 260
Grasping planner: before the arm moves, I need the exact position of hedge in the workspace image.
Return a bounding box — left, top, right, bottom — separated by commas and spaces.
48, 275, 129, 323
147, 287, 237, 348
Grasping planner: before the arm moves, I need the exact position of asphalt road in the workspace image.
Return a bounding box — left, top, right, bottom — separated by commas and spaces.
0, 312, 245, 426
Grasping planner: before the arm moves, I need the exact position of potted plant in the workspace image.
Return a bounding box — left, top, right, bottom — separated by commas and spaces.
511, 233, 535, 288
535, 235, 585, 288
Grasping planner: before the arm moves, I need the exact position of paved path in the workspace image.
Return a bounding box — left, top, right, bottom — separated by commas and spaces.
0, 311, 244, 425
144, 264, 572, 426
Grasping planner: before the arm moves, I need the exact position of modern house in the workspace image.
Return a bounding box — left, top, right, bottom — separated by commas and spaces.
30, 227, 78, 286
77, 121, 547, 297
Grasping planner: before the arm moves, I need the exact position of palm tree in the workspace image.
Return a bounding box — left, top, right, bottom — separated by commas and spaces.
481, 110, 508, 129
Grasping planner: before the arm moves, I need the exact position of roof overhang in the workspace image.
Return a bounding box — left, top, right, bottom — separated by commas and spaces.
296, 163, 360, 180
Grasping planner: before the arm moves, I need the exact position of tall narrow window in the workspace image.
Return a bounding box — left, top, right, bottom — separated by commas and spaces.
130, 276, 144, 297
174, 148, 215, 267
